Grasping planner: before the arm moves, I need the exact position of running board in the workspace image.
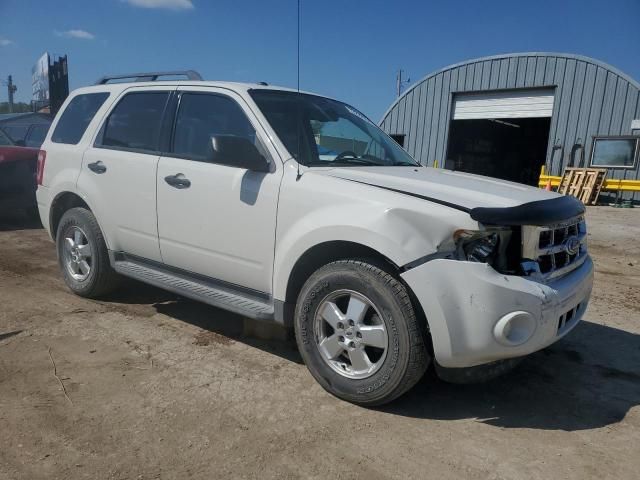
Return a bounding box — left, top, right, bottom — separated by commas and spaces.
112, 257, 275, 321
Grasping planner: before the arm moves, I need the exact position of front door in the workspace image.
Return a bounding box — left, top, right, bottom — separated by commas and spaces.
156, 87, 282, 294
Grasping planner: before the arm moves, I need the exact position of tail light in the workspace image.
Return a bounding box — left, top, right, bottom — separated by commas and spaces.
36, 150, 46, 186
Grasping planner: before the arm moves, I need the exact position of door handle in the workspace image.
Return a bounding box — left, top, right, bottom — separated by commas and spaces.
164, 173, 191, 189
88, 161, 107, 174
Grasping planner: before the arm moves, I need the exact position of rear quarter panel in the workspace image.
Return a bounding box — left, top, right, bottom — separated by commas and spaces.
38, 88, 120, 242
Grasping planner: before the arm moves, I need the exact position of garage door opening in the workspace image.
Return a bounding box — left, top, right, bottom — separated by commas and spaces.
445, 89, 554, 186
447, 117, 551, 186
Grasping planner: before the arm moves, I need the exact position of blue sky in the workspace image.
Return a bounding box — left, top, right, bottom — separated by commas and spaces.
1, 0, 639, 120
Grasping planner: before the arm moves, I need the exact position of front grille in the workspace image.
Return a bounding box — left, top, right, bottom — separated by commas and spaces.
522, 216, 587, 281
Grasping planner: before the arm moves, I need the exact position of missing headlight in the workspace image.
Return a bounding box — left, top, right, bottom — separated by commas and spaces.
454, 230, 499, 263
453, 228, 514, 272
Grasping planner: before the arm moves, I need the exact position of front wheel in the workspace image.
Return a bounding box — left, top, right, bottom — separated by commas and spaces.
294, 260, 429, 406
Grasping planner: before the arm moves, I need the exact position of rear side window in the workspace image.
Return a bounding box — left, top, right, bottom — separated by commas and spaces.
172, 93, 256, 163
52, 92, 109, 144
4, 125, 29, 142
100, 92, 169, 152
26, 124, 50, 147
0, 129, 13, 146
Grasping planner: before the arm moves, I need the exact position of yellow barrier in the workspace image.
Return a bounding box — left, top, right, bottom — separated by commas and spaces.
538, 174, 640, 192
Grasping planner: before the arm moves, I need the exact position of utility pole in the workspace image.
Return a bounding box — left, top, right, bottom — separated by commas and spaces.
7, 75, 17, 113
396, 69, 410, 97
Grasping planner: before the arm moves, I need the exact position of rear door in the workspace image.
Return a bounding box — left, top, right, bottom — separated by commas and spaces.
78, 86, 174, 261
156, 87, 282, 293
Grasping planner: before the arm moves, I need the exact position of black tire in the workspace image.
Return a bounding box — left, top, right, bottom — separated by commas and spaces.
294, 259, 429, 406
56, 207, 119, 298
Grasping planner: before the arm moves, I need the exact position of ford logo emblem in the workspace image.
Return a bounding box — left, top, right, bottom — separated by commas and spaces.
564, 236, 581, 255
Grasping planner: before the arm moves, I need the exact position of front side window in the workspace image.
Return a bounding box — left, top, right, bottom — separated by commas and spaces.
590, 136, 638, 168
249, 89, 418, 167
172, 92, 257, 165
101, 92, 169, 152
52, 92, 110, 144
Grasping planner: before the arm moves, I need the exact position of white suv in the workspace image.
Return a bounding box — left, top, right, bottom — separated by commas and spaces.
36, 71, 593, 405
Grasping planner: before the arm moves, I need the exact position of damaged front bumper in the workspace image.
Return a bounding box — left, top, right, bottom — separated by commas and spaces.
401, 255, 593, 368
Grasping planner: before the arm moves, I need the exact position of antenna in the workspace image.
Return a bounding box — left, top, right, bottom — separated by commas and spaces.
296, 0, 302, 180
396, 69, 410, 97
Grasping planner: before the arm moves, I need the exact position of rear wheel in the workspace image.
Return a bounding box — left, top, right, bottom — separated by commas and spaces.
56, 207, 119, 298
294, 259, 429, 406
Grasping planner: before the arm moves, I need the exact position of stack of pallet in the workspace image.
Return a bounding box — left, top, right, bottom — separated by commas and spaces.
557, 168, 607, 205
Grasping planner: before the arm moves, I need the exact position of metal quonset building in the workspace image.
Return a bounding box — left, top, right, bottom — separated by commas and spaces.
380, 52, 640, 198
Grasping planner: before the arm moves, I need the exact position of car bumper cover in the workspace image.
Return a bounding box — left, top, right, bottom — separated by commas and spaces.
401, 256, 593, 368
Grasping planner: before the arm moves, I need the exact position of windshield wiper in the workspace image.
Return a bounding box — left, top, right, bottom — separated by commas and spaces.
332, 157, 383, 166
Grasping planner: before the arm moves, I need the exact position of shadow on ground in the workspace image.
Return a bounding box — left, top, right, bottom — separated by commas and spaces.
383, 320, 640, 431
103, 279, 303, 364
100, 276, 640, 431
103, 278, 640, 432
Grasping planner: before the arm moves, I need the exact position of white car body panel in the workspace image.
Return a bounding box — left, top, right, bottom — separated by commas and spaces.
156, 85, 283, 292
318, 165, 562, 210
270, 162, 478, 301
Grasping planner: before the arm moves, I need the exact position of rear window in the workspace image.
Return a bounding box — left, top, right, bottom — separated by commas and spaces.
99, 92, 169, 153
52, 92, 110, 145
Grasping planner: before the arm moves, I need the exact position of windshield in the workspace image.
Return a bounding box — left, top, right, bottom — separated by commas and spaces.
249, 89, 419, 167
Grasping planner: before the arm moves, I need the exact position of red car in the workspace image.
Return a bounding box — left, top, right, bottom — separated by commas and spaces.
0, 128, 41, 218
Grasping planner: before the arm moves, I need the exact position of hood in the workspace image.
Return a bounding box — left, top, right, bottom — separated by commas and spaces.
314, 166, 562, 211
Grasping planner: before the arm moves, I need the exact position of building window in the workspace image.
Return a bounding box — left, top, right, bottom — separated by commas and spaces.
590, 136, 638, 168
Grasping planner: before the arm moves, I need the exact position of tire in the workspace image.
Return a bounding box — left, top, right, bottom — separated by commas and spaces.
56, 207, 119, 298
294, 259, 429, 406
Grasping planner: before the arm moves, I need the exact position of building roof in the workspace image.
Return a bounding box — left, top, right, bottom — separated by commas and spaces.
381, 52, 640, 123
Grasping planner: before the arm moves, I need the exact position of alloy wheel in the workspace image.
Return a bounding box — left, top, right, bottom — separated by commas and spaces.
62, 226, 93, 282
313, 289, 389, 379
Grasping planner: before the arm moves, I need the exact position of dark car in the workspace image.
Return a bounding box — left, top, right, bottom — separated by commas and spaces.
0, 127, 40, 218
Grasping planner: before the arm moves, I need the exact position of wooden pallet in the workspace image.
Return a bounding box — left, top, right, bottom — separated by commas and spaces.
557, 167, 607, 205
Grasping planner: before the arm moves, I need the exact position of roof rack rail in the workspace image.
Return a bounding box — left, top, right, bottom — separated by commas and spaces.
94, 70, 203, 85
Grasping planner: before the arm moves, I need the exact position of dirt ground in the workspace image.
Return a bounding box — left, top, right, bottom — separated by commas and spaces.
0, 207, 639, 480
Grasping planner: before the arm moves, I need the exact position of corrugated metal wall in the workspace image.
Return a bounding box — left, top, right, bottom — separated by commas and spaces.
380, 53, 640, 194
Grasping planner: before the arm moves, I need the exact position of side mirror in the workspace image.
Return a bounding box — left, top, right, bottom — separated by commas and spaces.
210, 135, 270, 173
14, 139, 26, 147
